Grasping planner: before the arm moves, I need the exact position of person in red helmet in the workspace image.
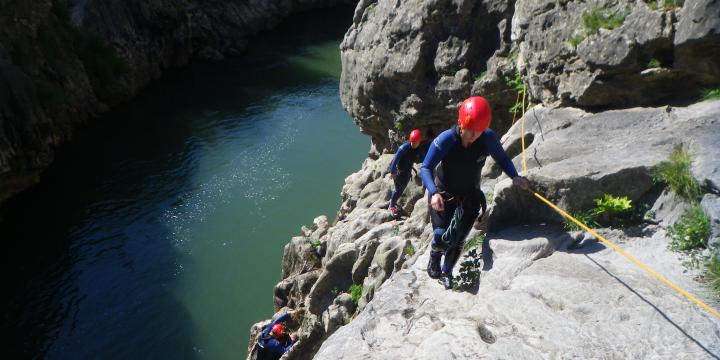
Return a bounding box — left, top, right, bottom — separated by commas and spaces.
255, 310, 298, 360
419, 96, 528, 289
387, 129, 428, 218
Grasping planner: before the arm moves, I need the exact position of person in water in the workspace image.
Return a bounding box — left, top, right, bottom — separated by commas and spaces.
255, 310, 298, 360
387, 129, 428, 218
420, 96, 528, 289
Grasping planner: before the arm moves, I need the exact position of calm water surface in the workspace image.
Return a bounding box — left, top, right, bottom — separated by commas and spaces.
0, 7, 366, 359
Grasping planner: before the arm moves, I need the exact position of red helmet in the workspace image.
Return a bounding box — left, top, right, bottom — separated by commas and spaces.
458, 96, 491, 132
409, 129, 422, 142
270, 323, 286, 338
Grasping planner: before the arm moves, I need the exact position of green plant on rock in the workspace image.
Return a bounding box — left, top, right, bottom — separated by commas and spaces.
568, 33, 587, 47
393, 121, 404, 132
647, 58, 662, 68
349, 284, 363, 305
474, 70, 487, 82
463, 234, 484, 253
403, 244, 415, 257
668, 205, 711, 251
569, 7, 628, 46
702, 88, 720, 100
308, 238, 322, 250
652, 145, 702, 202
392, 225, 400, 236
706, 253, 720, 295
582, 7, 628, 34
564, 210, 600, 231
593, 194, 633, 215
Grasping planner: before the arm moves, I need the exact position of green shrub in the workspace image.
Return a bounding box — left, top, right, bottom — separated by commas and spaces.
403, 244, 415, 257
702, 88, 720, 100
463, 234, 484, 253
652, 146, 702, 202
349, 284, 363, 305
474, 70, 487, 82
593, 194, 633, 216
393, 121, 403, 132
706, 254, 720, 294
582, 7, 628, 34
647, 58, 662, 68
568, 34, 586, 47
564, 210, 600, 231
668, 205, 711, 251
308, 238, 322, 250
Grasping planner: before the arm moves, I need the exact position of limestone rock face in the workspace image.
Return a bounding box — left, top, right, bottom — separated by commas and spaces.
340, 0, 514, 153
314, 225, 720, 359
486, 101, 720, 227
340, 0, 720, 154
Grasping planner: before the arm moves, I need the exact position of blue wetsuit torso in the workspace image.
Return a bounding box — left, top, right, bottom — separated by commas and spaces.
256, 312, 293, 360
420, 126, 518, 197
388, 142, 428, 175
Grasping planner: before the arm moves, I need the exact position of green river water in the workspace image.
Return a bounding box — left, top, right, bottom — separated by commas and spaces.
0, 6, 366, 359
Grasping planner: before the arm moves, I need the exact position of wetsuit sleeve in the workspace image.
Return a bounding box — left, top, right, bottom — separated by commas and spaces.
388, 143, 410, 174
420, 130, 457, 195
485, 129, 519, 179
283, 339, 294, 352
261, 312, 289, 337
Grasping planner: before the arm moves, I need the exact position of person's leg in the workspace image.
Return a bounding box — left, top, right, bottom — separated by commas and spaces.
389, 172, 410, 209
427, 197, 456, 279
439, 198, 480, 288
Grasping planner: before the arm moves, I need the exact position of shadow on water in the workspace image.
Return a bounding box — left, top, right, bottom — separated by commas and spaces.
0, 5, 357, 359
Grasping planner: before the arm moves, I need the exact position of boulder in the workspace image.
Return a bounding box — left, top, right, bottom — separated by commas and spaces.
486, 102, 720, 228
307, 243, 358, 315
313, 225, 720, 359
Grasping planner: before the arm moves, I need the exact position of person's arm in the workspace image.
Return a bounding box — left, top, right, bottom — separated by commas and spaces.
261, 312, 289, 337
484, 129, 519, 179
283, 338, 294, 352
420, 130, 457, 196
388, 143, 410, 174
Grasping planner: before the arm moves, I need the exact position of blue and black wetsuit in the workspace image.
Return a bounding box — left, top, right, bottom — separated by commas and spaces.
388, 141, 428, 209
256, 312, 293, 360
420, 126, 519, 275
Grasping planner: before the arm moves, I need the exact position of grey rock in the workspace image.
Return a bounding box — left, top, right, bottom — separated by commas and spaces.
487, 102, 720, 228
358, 237, 407, 311
274, 270, 321, 310
321, 293, 357, 335
701, 194, 720, 248
282, 236, 322, 279
674, 0, 720, 84
307, 242, 358, 315
339, 0, 514, 152
314, 225, 720, 359
351, 237, 381, 285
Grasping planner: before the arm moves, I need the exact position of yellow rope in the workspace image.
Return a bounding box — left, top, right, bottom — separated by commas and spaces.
516, 83, 720, 319
521, 84, 527, 174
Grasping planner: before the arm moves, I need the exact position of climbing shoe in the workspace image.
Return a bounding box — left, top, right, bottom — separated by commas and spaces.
440, 272, 454, 290
427, 252, 441, 279
389, 205, 400, 218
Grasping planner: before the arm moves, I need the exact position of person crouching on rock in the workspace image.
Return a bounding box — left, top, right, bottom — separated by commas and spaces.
256, 310, 298, 360
420, 96, 528, 289
388, 129, 428, 218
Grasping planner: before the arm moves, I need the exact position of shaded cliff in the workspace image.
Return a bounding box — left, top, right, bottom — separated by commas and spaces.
0, 0, 351, 204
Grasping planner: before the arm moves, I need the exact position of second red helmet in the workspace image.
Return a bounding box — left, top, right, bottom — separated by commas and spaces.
458, 96, 491, 132
409, 129, 422, 142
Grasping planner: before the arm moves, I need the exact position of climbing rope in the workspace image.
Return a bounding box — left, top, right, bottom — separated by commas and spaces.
515, 84, 720, 319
